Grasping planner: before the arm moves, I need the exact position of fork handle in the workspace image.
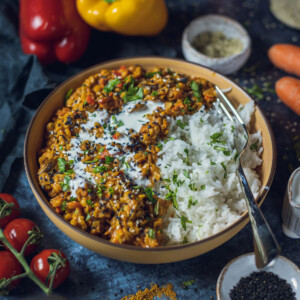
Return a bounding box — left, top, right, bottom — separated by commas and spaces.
238, 164, 280, 268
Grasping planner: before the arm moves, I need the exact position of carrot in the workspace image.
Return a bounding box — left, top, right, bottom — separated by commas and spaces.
275, 76, 300, 115
268, 44, 300, 77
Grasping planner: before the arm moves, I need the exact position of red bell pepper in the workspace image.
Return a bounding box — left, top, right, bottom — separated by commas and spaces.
19, 0, 91, 64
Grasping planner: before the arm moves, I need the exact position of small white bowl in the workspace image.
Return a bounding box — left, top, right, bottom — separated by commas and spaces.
182, 15, 251, 75
216, 253, 300, 300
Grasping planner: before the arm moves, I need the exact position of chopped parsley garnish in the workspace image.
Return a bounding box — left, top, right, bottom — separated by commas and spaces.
103, 78, 121, 93
58, 158, 73, 173
220, 162, 227, 179
112, 115, 124, 128
183, 170, 190, 179
86, 199, 93, 206
200, 184, 206, 190
157, 143, 163, 150
188, 196, 198, 208
210, 132, 223, 141
183, 97, 191, 105
93, 166, 108, 173
60, 175, 71, 192
83, 159, 99, 164
184, 148, 189, 164
145, 71, 162, 78
85, 212, 91, 221
65, 88, 73, 100
61, 201, 67, 211
108, 187, 114, 195
165, 188, 178, 210
144, 187, 155, 204
105, 156, 114, 164
176, 119, 188, 129
58, 158, 66, 172
99, 147, 104, 154
210, 161, 216, 165
181, 215, 192, 230
59, 145, 63, 151
190, 81, 202, 102
250, 141, 258, 152
148, 228, 155, 239
151, 91, 158, 96
123, 82, 144, 103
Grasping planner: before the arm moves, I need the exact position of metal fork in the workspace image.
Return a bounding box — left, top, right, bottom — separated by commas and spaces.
215, 85, 280, 269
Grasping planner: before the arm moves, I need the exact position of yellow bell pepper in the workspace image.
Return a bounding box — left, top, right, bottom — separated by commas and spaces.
76, 0, 168, 36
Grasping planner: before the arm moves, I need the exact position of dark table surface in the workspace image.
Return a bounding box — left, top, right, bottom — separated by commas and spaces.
1, 0, 300, 299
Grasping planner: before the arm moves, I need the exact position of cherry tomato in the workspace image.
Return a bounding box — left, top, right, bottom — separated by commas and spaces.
86, 95, 95, 105
30, 249, 70, 289
0, 193, 20, 228
3, 218, 41, 256
0, 251, 22, 290
100, 149, 110, 160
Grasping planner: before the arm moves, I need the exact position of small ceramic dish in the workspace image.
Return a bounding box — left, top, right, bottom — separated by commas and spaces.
216, 253, 300, 300
282, 166, 300, 238
182, 15, 251, 75
24, 57, 276, 264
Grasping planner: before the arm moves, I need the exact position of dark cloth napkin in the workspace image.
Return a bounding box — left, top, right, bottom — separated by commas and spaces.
0, 1, 57, 190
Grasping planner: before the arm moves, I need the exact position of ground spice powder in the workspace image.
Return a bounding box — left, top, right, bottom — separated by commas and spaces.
121, 283, 177, 300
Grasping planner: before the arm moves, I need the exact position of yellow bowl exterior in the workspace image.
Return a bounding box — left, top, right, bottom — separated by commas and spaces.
24, 57, 276, 264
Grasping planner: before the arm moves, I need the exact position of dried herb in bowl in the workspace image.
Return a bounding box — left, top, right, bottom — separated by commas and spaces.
229, 271, 296, 300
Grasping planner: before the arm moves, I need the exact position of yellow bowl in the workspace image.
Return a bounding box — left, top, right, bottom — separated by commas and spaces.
24, 57, 276, 264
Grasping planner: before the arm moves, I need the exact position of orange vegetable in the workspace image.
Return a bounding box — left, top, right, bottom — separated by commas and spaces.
275, 76, 300, 115
268, 44, 300, 77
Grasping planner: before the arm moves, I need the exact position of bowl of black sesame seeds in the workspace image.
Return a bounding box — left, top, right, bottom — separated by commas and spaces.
216, 253, 300, 300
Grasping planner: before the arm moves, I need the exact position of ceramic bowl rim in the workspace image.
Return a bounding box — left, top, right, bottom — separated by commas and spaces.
24, 56, 276, 252
182, 14, 251, 63
216, 252, 300, 299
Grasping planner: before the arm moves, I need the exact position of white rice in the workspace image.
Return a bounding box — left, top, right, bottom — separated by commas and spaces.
154, 100, 263, 245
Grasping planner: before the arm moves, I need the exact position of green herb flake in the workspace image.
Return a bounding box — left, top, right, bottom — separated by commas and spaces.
103, 78, 121, 93
200, 184, 206, 190
83, 159, 99, 164
210, 132, 223, 140
181, 215, 192, 231
93, 166, 108, 173
183, 170, 190, 179
183, 97, 191, 105
59, 145, 63, 151
61, 201, 67, 211
58, 158, 66, 172
190, 81, 202, 102
145, 71, 162, 78
220, 162, 227, 179
108, 187, 114, 195
176, 119, 188, 129
184, 148, 189, 164
148, 228, 155, 239
151, 91, 158, 96
86, 199, 93, 206
145, 187, 155, 204
65, 88, 73, 100
105, 156, 114, 164
250, 141, 258, 152
123, 82, 144, 103
85, 212, 91, 221
60, 175, 71, 192
188, 196, 198, 208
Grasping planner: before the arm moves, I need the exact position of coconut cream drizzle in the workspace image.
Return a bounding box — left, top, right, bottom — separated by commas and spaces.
64, 101, 165, 196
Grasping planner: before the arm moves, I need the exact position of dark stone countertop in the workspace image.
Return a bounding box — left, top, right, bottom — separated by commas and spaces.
2, 0, 300, 299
